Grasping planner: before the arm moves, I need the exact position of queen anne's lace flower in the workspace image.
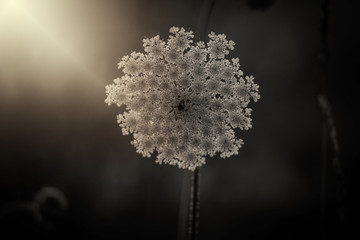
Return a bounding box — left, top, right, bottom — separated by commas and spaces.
105, 26, 260, 171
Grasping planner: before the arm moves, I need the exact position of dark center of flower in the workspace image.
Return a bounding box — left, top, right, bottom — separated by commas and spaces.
177, 99, 185, 111
177, 99, 191, 112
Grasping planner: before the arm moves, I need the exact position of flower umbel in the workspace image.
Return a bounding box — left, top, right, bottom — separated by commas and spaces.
105, 27, 260, 171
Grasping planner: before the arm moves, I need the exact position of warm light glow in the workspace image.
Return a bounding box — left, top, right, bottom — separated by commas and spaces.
0, 0, 23, 15
0, 0, 103, 95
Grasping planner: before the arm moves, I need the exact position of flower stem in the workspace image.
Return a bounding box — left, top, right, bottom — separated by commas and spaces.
188, 168, 200, 240
321, 115, 327, 236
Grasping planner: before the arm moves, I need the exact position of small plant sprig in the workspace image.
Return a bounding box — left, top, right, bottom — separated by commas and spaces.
105, 27, 260, 170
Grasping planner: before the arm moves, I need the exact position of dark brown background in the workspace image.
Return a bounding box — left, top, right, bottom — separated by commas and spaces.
0, 0, 358, 239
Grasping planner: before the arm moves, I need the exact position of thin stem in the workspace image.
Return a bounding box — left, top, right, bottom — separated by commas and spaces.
318, 94, 345, 239
321, 118, 327, 237
188, 168, 200, 240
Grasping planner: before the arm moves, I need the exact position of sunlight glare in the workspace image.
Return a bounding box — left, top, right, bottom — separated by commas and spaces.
0, 0, 101, 94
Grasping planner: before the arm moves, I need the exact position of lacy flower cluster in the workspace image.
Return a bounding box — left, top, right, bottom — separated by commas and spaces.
105, 27, 260, 170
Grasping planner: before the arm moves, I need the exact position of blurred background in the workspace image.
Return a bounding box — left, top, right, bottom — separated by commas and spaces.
0, 0, 358, 239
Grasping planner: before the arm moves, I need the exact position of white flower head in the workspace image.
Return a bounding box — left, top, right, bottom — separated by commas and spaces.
105, 27, 260, 171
